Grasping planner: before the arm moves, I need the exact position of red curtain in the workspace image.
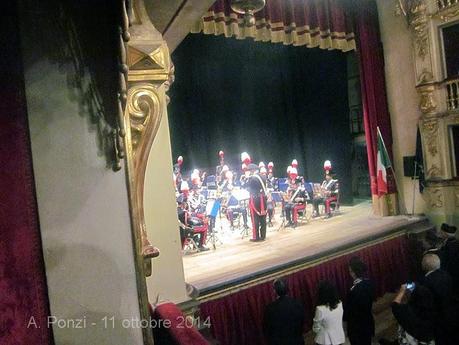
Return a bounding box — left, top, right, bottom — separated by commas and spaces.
354, 0, 396, 197
192, 0, 356, 51
200, 235, 411, 345
0, 4, 53, 345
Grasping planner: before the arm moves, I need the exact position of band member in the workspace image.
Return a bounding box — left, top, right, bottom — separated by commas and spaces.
216, 150, 225, 182
247, 163, 268, 241
261, 166, 275, 227
226, 205, 249, 230
313, 172, 338, 219
177, 195, 208, 251
284, 177, 309, 227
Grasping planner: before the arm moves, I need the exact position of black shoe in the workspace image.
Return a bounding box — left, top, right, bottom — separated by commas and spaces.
292, 222, 297, 229
199, 246, 210, 252
379, 338, 397, 345
325, 213, 332, 219
250, 238, 260, 242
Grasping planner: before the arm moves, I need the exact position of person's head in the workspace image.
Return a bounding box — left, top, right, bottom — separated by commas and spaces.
325, 173, 332, 181
409, 284, 434, 316
349, 256, 367, 280
424, 229, 440, 248
273, 278, 288, 297
421, 253, 440, 273
317, 281, 340, 310
440, 223, 457, 239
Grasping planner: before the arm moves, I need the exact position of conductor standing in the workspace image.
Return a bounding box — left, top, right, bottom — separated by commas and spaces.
247, 163, 268, 242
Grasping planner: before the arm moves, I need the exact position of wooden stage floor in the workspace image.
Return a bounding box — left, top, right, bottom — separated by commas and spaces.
182, 201, 426, 293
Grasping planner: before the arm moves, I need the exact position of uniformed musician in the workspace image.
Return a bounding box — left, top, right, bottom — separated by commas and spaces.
284, 177, 309, 227
312, 172, 338, 219
247, 163, 268, 241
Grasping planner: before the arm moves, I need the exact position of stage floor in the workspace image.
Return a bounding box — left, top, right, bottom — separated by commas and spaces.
182, 201, 426, 293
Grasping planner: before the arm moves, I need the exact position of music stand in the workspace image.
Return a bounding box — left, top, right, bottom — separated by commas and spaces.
206, 199, 223, 250
231, 189, 250, 238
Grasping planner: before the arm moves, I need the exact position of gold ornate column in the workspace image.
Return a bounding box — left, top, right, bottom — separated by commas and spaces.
398, 0, 459, 225
120, 1, 173, 344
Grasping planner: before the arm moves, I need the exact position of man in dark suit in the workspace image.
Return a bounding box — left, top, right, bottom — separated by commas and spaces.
437, 224, 459, 298
421, 253, 457, 345
263, 279, 305, 345
344, 257, 375, 345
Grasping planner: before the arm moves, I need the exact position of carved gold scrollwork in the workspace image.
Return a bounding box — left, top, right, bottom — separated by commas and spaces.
418, 86, 437, 114
125, 84, 162, 262
422, 119, 439, 156
427, 164, 441, 178
429, 188, 443, 208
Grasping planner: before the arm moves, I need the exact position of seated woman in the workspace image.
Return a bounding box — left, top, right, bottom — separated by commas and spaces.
380, 284, 435, 345
313, 281, 345, 345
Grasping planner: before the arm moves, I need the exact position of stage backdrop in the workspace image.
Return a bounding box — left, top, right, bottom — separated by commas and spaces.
168, 33, 353, 203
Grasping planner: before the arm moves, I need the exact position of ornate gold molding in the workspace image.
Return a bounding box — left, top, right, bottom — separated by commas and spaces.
428, 188, 444, 208
418, 84, 438, 114
422, 118, 439, 156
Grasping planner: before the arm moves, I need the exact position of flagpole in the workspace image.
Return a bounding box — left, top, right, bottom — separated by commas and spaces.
376, 127, 408, 216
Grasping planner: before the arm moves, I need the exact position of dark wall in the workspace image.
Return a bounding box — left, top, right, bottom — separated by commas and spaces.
169, 34, 353, 203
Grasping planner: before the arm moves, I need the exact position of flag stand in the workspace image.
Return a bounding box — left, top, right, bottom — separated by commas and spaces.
377, 126, 408, 216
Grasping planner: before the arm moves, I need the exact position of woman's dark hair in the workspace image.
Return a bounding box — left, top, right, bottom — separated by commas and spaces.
317, 281, 340, 310
349, 256, 367, 278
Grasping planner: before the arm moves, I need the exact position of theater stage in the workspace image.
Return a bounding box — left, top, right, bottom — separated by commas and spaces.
182, 201, 429, 294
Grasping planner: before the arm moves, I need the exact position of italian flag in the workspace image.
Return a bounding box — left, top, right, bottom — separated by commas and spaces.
377, 128, 392, 195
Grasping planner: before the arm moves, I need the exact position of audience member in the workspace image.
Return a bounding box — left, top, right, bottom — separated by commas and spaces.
380, 284, 435, 345
263, 278, 305, 345
421, 253, 455, 345
313, 281, 345, 345
344, 257, 375, 345
437, 223, 459, 298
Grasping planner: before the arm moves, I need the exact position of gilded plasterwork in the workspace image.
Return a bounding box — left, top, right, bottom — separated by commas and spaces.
429, 188, 443, 208
422, 119, 439, 156
427, 164, 441, 178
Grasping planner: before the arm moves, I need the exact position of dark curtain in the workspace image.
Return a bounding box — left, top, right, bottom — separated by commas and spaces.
200, 235, 412, 345
169, 34, 353, 203
353, 0, 396, 197
0, 2, 53, 345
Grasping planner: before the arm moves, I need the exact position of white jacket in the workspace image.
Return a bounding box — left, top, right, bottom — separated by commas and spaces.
313, 302, 345, 345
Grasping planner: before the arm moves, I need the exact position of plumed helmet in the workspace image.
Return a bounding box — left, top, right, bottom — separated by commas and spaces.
291, 159, 298, 168
219, 150, 224, 158
180, 180, 189, 192
177, 156, 183, 165
241, 152, 251, 164
289, 167, 298, 180
268, 162, 274, 169
259, 161, 265, 168
324, 160, 332, 172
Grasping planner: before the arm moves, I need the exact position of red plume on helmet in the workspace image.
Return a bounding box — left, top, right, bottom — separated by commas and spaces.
177, 156, 183, 165
268, 161, 274, 173
324, 160, 332, 174
219, 150, 224, 158
289, 167, 298, 180
291, 159, 298, 168
241, 152, 251, 164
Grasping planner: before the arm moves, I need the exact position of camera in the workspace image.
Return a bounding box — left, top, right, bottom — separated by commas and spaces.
406, 282, 415, 291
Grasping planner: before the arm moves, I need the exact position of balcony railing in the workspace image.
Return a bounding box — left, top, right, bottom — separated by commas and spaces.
447, 78, 459, 111
437, 0, 459, 10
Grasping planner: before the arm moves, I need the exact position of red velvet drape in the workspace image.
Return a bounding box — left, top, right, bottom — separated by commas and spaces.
200, 235, 411, 345
354, 0, 396, 197
0, 3, 53, 345
194, 0, 356, 51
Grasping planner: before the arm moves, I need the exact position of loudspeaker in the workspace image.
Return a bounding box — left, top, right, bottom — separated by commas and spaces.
403, 156, 416, 177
